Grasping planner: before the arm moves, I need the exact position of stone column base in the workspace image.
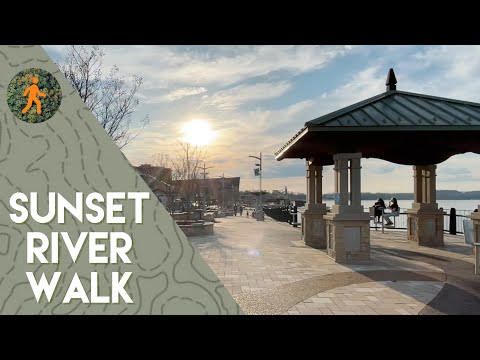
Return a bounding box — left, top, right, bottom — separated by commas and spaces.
467, 209, 480, 274
323, 212, 370, 263
475, 246, 480, 275
303, 210, 327, 249
407, 208, 444, 247
470, 209, 480, 248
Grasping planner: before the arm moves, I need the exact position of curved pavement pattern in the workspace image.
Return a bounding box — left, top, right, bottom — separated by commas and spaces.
234, 270, 445, 315
286, 281, 444, 315
190, 216, 480, 315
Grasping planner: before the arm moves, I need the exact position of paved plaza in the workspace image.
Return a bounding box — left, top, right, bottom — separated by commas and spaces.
190, 215, 480, 315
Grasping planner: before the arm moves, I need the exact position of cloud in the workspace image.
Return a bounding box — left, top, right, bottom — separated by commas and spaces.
413, 46, 480, 80
96, 45, 354, 88
393, 45, 480, 101
42, 45, 480, 194
438, 167, 472, 176
364, 159, 398, 175
167, 87, 207, 101
202, 82, 292, 111
437, 164, 480, 183
42, 45, 68, 60
43, 45, 354, 89
121, 63, 392, 193
143, 87, 208, 103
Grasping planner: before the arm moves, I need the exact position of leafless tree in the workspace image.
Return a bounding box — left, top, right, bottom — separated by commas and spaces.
151, 152, 180, 215
150, 144, 206, 217
171, 142, 207, 219
152, 153, 170, 168
59, 45, 149, 149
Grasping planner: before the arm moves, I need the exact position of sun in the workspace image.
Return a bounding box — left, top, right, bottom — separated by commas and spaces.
181, 119, 216, 146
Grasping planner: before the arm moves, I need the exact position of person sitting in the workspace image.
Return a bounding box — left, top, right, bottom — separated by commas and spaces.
373, 198, 386, 223
383, 197, 399, 226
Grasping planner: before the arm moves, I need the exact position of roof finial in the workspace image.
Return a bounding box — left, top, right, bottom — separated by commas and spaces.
386, 68, 397, 91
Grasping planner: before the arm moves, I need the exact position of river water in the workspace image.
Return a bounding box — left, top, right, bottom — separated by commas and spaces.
319, 199, 480, 213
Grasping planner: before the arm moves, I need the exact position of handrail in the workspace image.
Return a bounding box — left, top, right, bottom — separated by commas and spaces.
368, 208, 475, 234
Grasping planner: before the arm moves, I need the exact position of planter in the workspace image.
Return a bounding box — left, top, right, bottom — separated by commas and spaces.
177, 220, 214, 237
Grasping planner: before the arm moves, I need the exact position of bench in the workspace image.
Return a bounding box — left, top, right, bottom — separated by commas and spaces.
369, 207, 400, 233
383, 208, 400, 227
463, 219, 480, 275
369, 207, 382, 231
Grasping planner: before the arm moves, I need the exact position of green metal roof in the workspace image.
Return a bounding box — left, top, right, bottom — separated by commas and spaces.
306, 90, 480, 127
275, 69, 480, 164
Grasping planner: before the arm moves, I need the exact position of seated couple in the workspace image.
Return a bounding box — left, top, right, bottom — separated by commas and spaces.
373, 197, 400, 226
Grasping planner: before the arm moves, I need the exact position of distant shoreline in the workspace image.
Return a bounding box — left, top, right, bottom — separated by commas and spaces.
323, 190, 480, 201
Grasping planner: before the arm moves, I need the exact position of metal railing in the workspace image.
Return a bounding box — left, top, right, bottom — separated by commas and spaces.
369, 208, 473, 234
270, 206, 474, 235
370, 211, 407, 231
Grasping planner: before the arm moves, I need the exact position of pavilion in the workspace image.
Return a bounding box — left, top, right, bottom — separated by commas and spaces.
275, 69, 480, 263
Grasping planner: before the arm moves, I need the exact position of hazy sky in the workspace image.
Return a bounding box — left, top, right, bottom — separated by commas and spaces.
44, 45, 480, 194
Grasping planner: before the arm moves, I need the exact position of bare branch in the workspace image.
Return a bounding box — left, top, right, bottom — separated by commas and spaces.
58, 45, 148, 148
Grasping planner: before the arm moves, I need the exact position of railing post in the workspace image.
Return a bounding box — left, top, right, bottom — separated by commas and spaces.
449, 208, 457, 235
292, 206, 298, 227
381, 208, 384, 234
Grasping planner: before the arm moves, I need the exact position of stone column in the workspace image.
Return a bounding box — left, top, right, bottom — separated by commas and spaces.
314, 165, 322, 205
324, 153, 370, 263
469, 206, 480, 266
331, 153, 363, 215
427, 165, 437, 205
333, 159, 339, 194
407, 164, 444, 247
306, 160, 315, 209
350, 157, 362, 208
422, 167, 429, 203
338, 158, 349, 207
413, 165, 423, 204
303, 161, 327, 249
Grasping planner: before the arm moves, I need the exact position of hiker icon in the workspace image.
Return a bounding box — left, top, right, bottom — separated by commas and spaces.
21, 77, 46, 115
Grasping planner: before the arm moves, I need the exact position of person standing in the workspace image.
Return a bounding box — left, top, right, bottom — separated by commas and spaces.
239, 205, 243, 216
234, 203, 237, 216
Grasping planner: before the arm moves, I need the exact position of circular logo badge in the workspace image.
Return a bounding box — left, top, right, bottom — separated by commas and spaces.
7, 68, 62, 124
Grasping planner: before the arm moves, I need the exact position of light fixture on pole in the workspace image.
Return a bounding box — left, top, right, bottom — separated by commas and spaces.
201, 163, 214, 209
249, 152, 264, 221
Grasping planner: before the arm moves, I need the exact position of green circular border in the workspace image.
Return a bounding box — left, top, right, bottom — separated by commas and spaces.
7, 68, 62, 124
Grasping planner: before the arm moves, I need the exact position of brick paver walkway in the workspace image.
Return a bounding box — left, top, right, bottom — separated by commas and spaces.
190, 215, 479, 315
287, 281, 443, 315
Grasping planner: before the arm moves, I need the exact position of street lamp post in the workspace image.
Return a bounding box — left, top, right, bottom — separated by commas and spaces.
222, 173, 225, 209
249, 152, 264, 221
202, 163, 214, 209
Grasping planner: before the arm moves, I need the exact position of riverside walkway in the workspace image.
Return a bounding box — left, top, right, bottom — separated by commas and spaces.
190, 215, 480, 315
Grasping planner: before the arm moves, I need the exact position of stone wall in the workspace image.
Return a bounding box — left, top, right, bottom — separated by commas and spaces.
171, 210, 204, 221
179, 222, 214, 237
303, 212, 327, 249
325, 217, 370, 262
407, 210, 444, 247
